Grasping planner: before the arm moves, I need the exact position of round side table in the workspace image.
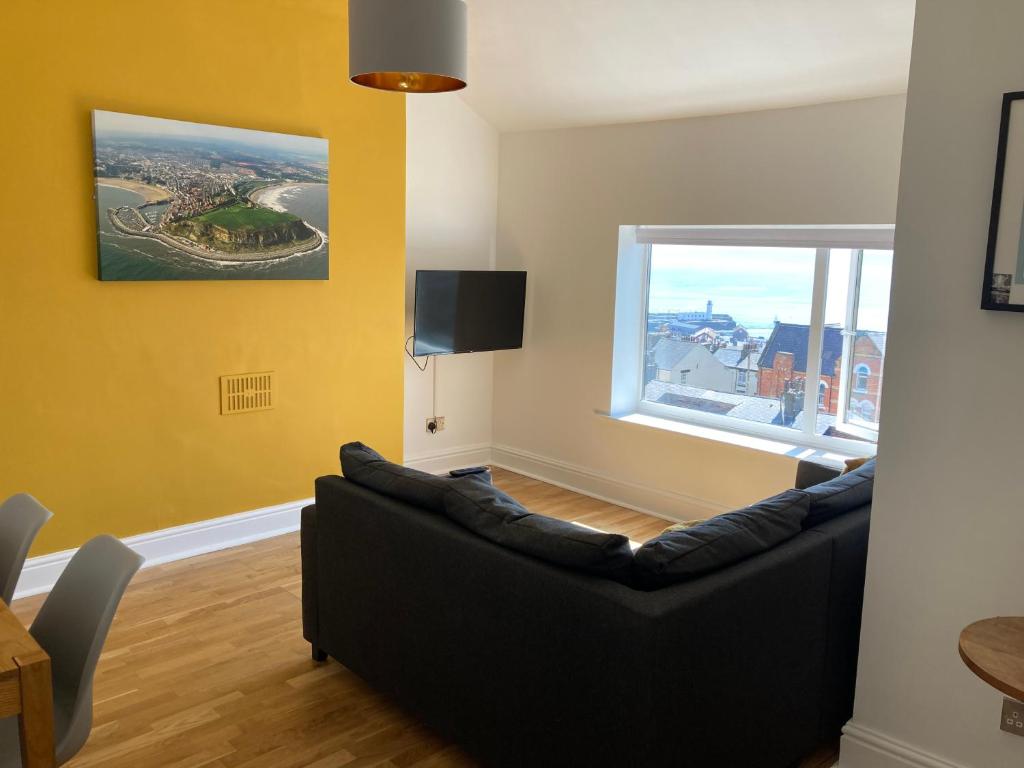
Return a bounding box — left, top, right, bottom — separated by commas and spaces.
959, 616, 1024, 701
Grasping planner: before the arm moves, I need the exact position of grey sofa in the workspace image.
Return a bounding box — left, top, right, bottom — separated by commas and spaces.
301, 458, 871, 768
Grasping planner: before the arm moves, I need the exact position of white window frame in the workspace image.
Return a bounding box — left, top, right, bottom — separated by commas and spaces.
612, 225, 894, 455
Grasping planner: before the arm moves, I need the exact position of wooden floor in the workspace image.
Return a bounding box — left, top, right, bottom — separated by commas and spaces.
12, 468, 837, 767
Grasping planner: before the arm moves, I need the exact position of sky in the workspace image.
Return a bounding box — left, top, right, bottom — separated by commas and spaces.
93, 110, 328, 158
647, 245, 893, 332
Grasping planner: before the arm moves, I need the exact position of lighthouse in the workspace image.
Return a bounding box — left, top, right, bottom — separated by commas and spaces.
705, 300, 713, 321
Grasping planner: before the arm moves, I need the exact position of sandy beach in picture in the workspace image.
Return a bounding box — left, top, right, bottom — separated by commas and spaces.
97, 177, 171, 203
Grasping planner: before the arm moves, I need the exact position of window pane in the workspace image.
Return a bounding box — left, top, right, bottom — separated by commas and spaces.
813, 249, 852, 437
847, 250, 893, 428
813, 249, 893, 438
644, 244, 815, 432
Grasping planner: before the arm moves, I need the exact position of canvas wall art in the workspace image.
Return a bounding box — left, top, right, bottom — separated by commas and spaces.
92, 111, 329, 281
982, 91, 1024, 310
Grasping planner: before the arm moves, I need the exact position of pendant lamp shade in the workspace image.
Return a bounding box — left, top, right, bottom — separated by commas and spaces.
349, 0, 467, 93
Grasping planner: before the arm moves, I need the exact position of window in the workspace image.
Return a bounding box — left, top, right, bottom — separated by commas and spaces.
828, 248, 892, 432
853, 364, 870, 393
621, 226, 894, 451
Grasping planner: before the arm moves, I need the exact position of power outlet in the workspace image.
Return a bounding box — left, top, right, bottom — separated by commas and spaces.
1001, 697, 1024, 737
426, 416, 446, 434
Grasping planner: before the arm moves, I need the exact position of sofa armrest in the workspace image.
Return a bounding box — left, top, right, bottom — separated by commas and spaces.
795, 459, 842, 489
300, 504, 318, 648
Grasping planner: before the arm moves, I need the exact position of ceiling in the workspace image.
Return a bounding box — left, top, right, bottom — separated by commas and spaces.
459, 0, 916, 132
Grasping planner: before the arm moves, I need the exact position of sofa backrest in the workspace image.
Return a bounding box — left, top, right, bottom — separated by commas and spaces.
802, 459, 875, 528
339, 445, 872, 591
340, 441, 490, 514
795, 459, 843, 489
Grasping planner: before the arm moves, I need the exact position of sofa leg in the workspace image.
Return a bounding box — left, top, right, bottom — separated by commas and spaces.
312, 646, 327, 662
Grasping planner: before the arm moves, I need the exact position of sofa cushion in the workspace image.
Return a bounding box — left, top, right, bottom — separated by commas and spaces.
633, 489, 810, 589
842, 457, 870, 474
662, 519, 707, 534
340, 442, 490, 514
442, 476, 634, 580
802, 458, 875, 529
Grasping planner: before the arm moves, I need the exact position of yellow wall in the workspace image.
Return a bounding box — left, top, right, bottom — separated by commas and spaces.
0, 1, 405, 554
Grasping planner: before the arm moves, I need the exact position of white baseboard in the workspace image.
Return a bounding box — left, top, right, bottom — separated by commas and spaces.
404, 443, 493, 474
839, 723, 966, 768
14, 439, 725, 600
489, 443, 727, 522
405, 440, 726, 520
14, 496, 312, 601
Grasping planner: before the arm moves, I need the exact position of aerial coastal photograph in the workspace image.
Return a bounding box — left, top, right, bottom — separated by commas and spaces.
92, 110, 329, 280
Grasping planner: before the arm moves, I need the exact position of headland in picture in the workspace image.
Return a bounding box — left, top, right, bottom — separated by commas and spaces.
92, 110, 329, 281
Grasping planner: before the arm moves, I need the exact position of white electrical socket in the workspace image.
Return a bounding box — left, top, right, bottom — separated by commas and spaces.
1001, 697, 1024, 736
426, 416, 446, 434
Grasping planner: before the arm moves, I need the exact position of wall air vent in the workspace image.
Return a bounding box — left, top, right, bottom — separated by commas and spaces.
220, 372, 276, 415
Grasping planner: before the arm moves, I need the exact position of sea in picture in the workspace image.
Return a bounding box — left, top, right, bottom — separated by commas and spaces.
95, 183, 329, 280
92, 110, 329, 281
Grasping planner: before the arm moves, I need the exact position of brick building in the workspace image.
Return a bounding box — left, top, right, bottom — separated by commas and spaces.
756, 323, 885, 421
848, 331, 886, 422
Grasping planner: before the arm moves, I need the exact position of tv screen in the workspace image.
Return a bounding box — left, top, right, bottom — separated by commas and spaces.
413, 270, 527, 356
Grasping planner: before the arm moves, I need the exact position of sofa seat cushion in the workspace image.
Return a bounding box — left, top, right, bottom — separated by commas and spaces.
442, 476, 634, 580
633, 489, 810, 589
340, 442, 490, 514
802, 458, 875, 529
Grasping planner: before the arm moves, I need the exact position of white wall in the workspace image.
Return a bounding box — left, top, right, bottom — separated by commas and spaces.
405, 94, 498, 469
492, 96, 906, 515
841, 3, 1024, 767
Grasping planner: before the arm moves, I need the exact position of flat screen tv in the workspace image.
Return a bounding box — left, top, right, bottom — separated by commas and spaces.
413, 270, 527, 356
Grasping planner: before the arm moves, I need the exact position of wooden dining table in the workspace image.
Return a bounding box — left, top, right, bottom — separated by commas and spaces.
0, 601, 54, 767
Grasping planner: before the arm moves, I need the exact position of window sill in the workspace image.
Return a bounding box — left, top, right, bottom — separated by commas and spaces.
602, 410, 871, 467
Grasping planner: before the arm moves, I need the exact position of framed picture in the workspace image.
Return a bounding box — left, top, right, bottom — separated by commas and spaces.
982, 91, 1024, 310
93, 110, 329, 281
